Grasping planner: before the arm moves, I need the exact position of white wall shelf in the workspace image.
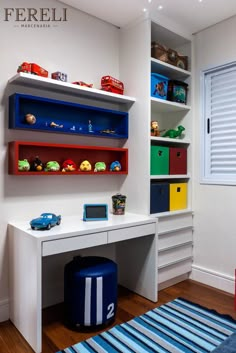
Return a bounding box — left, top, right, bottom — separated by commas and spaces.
8, 73, 136, 106
150, 136, 191, 145
151, 58, 191, 80
150, 174, 190, 180
151, 97, 191, 113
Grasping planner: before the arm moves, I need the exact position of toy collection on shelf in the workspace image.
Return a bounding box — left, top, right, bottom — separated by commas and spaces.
18, 157, 122, 173
17, 62, 125, 95
151, 42, 189, 105
150, 121, 185, 139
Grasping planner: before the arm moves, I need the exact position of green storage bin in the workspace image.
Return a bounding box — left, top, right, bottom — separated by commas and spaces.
150, 145, 169, 175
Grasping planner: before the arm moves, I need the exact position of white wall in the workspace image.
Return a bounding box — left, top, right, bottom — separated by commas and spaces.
191, 16, 236, 293
0, 0, 123, 321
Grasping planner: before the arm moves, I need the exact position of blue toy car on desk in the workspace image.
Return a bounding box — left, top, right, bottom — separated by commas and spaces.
30, 213, 61, 230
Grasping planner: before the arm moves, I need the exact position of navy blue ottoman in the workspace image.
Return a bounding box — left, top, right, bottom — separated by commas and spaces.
64, 256, 117, 328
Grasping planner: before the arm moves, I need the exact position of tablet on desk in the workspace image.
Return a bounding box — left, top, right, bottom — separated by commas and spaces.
83, 204, 108, 221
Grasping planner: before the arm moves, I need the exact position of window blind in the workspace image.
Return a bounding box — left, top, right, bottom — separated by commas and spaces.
202, 62, 236, 184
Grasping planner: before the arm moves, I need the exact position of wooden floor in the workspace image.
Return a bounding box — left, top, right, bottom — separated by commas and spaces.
0, 279, 235, 353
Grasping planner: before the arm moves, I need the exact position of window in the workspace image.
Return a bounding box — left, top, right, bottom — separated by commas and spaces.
201, 61, 236, 185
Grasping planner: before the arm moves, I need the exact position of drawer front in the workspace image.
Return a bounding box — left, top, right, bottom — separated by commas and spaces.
42, 231, 107, 256
158, 258, 192, 283
158, 212, 192, 234
158, 242, 192, 268
108, 223, 156, 243
159, 228, 192, 251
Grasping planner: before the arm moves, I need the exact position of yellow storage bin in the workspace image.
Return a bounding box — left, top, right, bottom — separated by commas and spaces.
169, 183, 187, 211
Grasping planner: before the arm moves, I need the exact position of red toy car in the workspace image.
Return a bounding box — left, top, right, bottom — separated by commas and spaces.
72, 81, 93, 88
101, 75, 124, 95
17, 62, 48, 78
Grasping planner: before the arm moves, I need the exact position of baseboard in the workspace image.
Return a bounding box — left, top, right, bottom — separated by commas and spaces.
191, 265, 235, 294
0, 298, 9, 322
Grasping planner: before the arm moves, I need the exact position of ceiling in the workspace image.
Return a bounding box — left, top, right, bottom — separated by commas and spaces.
58, 0, 236, 34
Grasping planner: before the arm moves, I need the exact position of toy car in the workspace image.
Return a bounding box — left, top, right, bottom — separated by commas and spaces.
17, 62, 48, 78
30, 213, 61, 230
72, 81, 93, 88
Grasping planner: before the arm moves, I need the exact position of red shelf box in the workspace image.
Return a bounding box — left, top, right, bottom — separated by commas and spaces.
8, 141, 128, 176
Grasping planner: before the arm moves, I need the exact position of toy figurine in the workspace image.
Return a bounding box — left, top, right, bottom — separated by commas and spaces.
79, 160, 92, 171
50, 121, 63, 128
88, 120, 93, 132
150, 120, 160, 137
100, 129, 116, 134
162, 125, 185, 138
94, 162, 106, 172
62, 159, 76, 172
31, 156, 43, 171
25, 113, 36, 125
110, 161, 121, 172
44, 161, 60, 172
18, 159, 30, 171
51, 71, 67, 82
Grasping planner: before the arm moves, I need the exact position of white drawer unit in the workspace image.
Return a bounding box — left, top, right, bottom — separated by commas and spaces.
158, 258, 193, 283
158, 242, 193, 268
159, 227, 192, 251
158, 212, 193, 234
157, 211, 193, 286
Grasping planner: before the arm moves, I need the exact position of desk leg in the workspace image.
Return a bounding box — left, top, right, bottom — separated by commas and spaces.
9, 226, 42, 353
116, 233, 158, 302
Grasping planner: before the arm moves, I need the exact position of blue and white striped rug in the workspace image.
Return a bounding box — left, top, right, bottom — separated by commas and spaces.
57, 298, 236, 353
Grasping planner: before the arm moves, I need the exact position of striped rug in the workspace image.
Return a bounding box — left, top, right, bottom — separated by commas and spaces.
57, 298, 236, 353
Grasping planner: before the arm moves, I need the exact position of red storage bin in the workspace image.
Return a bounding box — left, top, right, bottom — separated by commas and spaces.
169, 147, 187, 175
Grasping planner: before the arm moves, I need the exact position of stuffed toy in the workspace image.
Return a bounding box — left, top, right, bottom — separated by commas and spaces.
44, 161, 60, 172
94, 161, 106, 172
31, 156, 43, 171
79, 160, 92, 172
62, 159, 76, 172
18, 159, 30, 171
110, 161, 121, 172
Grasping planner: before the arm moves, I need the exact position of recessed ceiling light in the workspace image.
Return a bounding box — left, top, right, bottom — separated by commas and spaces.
158, 5, 163, 10
143, 8, 147, 12
148, 0, 152, 3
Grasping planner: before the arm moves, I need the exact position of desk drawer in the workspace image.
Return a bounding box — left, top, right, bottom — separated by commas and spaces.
42, 232, 107, 256
158, 212, 192, 234
158, 242, 192, 268
108, 223, 156, 243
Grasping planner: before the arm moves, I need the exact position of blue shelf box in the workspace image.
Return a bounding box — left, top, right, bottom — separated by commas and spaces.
9, 93, 129, 139
151, 73, 169, 100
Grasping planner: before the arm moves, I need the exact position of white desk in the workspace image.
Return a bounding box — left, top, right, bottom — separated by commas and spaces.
8, 213, 158, 353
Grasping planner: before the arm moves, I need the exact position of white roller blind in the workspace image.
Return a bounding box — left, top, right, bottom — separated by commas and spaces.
202, 62, 236, 184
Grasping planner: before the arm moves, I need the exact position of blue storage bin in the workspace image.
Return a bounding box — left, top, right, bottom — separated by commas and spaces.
64, 256, 117, 328
150, 182, 169, 214
151, 73, 169, 100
